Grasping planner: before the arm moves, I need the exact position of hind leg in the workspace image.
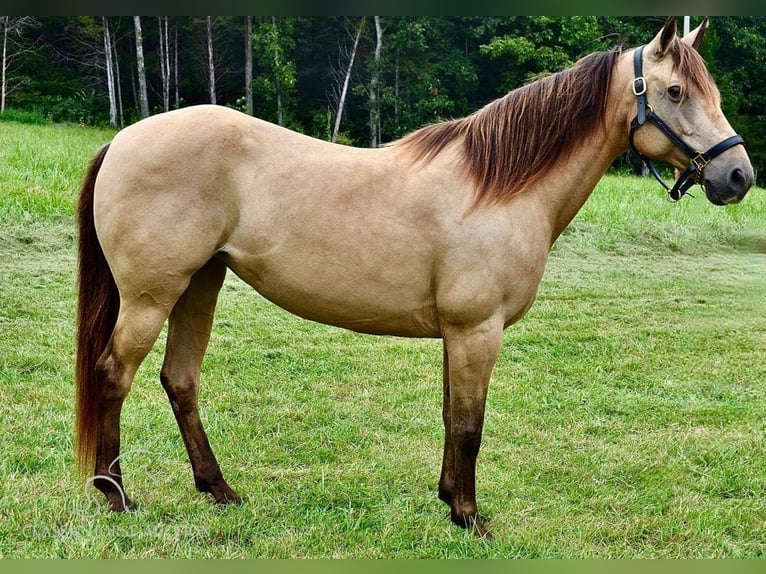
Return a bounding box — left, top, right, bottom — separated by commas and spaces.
93, 299, 171, 511
160, 258, 240, 504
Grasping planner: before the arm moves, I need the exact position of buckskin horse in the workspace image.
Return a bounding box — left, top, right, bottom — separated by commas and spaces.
75, 18, 753, 539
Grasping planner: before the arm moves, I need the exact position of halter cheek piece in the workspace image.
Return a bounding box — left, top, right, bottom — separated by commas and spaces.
629, 45, 745, 201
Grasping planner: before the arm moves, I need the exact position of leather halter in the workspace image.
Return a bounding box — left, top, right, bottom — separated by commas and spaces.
628, 45, 745, 201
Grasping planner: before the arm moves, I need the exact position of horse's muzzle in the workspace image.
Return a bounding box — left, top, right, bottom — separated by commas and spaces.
704, 164, 754, 206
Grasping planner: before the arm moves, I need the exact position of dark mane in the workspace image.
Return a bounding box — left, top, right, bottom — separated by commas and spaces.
395, 48, 621, 206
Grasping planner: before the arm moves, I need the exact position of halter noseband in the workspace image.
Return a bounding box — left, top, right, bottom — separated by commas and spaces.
629, 45, 745, 201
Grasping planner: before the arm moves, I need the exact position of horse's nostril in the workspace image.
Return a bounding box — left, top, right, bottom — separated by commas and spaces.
730, 167, 750, 193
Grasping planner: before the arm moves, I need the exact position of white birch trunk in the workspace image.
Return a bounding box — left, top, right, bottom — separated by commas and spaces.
164, 18, 170, 111
369, 16, 383, 147
206, 16, 216, 105
158, 17, 170, 112
332, 18, 364, 143
134, 16, 149, 118
245, 16, 253, 115
103, 18, 117, 127
174, 25, 179, 108
112, 31, 123, 126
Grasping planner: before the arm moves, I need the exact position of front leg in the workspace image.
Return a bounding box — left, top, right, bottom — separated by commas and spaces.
440, 319, 503, 539
438, 345, 455, 505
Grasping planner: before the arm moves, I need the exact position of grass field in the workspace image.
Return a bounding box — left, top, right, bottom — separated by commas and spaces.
0, 119, 764, 558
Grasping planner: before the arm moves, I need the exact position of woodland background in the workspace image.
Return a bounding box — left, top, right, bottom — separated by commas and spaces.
1, 16, 764, 180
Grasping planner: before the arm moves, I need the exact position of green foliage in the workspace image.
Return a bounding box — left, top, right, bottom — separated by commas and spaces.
705, 17, 766, 187
377, 17, 478, 138
3, 17, 765, 177
479, 16, 609, 90
251, 16, 298, 129
0, 108, 47, 125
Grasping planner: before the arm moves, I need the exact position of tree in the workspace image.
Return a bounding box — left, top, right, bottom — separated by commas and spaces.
205, 16, 216, 104
0, 16, 763, 178
173, 23, 180, 108
330, 17, 364, 142
369, 16, 383, 147
158, 16, 170, 112
1, 16, 37, 114
46, 17, 114, 124
102, 17, 116, 126
252, 16, 296, 127
271, 17, 282, 124
133, 16, 149, 118
705, 16, 766, 182
478, 16, 606, 92
379, 17, 477, 137
244, 16, 253, 115
111, 19, 124, 126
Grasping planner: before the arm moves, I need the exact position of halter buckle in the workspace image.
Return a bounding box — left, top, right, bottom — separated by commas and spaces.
632, 76, 646, 96
690, 152, 710, 171
690, 152, 710, 182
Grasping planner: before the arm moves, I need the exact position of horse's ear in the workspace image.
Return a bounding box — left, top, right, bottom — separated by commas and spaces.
682, 17, 709, 52
647, 16, 678, 59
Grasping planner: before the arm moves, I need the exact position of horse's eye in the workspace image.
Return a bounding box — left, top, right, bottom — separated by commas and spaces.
667, 85, 683, 102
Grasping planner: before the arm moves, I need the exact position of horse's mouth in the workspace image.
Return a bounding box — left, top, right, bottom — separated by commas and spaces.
704, 182, 747, 206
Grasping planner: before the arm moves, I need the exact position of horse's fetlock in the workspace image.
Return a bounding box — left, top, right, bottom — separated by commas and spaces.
451, 503, 479, 528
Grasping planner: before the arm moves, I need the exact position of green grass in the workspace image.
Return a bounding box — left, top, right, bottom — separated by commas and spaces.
1, 119, 765, 557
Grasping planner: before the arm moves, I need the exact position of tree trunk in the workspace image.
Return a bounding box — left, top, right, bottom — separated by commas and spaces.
157, 18, 165, 109
112, 30, 123, 126
164, 18, 170, 111
174, 24, 180, 108
103, 18, 117, 127
271, 16, 282, 125
1, 17, 39, 115
369, 16, 383, 147
1, 16, 8, 114
245, 16, 253, 115
394, 55, 400, 134
134, 16, 149, 118
206, 16, 216, 105
158, 17, 169, 112
131, 67, 137, 113
332, 17, 365, 143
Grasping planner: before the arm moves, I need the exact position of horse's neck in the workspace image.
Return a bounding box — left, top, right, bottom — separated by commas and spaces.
521, 55, 634, 245
531, 120, 629, 245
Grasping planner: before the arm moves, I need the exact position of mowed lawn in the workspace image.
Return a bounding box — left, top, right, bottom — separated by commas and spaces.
0, 119, 764, 558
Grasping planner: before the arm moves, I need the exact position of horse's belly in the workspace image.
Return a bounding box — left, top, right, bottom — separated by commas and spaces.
219, 248, 441, 338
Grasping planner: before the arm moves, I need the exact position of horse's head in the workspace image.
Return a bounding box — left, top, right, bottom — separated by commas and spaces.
628, 17, 754, 205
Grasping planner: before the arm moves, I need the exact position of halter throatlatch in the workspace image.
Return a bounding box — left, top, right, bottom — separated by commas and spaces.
629, 45, 745, 201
